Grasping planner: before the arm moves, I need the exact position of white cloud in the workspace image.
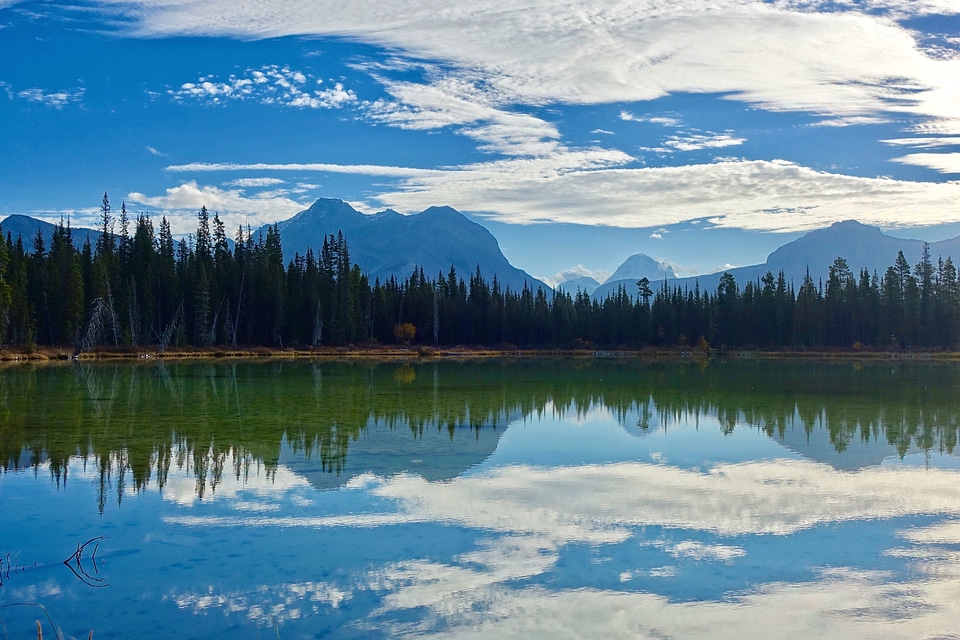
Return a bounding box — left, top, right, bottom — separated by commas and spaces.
125, 180, 306, 233
170, 65, 357, 109
224, 177, 287, 188
165, 162, 441, 178
27, 207, 102, 229
907, 118, 960, 137
161, 155, 960, 233
621, 112, 683, 127
891, 152, 960, 173
642, 132, 746, 153
98, 0, 960, 234
16, 87, 84, 108
289, 81, 356, 109
101, 1, 960, 136
543, 265, 612, 288
367, 75, 562, 157
809, 116, 891, 127
146, 145, 166, 156
373, 157, 960, 233
659, 540, 746, 562
882, 136, 960, 148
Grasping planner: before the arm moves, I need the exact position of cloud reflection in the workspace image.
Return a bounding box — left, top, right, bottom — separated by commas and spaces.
168, 579, 352, 626
162, 457, 960, 636
372, 566, 960, 639
365, 460, 960, 539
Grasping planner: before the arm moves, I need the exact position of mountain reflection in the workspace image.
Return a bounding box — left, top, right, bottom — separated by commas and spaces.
1, 358, 959, 507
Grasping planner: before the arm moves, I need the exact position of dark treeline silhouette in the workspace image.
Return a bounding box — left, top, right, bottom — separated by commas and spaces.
4, 195, 960, 350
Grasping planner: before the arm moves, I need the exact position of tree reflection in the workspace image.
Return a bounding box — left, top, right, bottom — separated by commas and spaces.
1, 358, 959, 508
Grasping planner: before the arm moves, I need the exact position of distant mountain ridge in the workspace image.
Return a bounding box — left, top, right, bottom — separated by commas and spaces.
594, 220, 960, 300
5, 210, 959, 302
556, 275, 601, 296
263, 199, 548, 292
0, 201, 549, 292
1, 214, 100, 250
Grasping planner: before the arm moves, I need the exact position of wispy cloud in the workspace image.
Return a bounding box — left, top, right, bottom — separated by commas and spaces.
891, 152, 960, 174
171, 65, 357, 109
882, 136, 960, 148
621, 112, 683, 127
809, 116, 891, 128
156, 153, 960, 233
99, 0, 960, 235
542, 265, 612, 288
146, 145, 166, 156
165, 162, 441, 177
367, 75, 562, 157
641, 132, 746, 153
106, 1, 960, 131
372, 157, 960, 233
223, 177, 286, 188
16, 86, 84, 108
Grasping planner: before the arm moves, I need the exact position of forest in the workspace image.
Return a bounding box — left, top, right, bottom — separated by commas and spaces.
2, 194, 959, 352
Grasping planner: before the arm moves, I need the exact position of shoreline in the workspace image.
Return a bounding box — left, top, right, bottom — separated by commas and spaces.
0, 344, 957, 365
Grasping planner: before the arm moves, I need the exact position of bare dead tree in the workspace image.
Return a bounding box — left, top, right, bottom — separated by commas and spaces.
157, 300, 184, 353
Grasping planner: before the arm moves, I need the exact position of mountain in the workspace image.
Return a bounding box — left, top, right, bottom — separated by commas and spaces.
1, 201, 548, 292
1, 214, 100, 250
609, 253, 677, 282
594, 220, 960, 300
556, 276, 601, 296
591, 252, 677, 299
264, 199, 549, 292
281, 419, 512, 491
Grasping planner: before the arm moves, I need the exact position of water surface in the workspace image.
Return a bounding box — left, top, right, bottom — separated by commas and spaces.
1, 358, 959, 638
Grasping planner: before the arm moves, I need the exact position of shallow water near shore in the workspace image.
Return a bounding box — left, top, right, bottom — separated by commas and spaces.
2, 358, 960, 638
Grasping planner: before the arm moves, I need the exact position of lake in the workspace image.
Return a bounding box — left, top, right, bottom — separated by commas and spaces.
1, 357, 960, 638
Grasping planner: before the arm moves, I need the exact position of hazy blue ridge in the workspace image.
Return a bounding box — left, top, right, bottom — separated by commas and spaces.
593, 220, 960, 300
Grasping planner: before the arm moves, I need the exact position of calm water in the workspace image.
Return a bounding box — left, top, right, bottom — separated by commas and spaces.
2, 358, 960, 638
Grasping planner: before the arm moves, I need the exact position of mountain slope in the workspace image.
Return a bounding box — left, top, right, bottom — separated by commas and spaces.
1, 214, 100, 250
266, 199, 548, 291
591, 253, 677, 299
556, 276, 601, 296
594, 220, 960, 300
608, 253, 677, 282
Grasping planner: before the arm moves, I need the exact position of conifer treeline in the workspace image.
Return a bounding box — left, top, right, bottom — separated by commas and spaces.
3, 195, 959, 351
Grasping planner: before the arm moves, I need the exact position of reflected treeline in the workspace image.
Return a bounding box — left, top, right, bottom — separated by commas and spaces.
1, 359, 959, 508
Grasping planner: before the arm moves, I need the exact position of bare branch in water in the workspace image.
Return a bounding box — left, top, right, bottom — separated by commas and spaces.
63, 537, 109, 588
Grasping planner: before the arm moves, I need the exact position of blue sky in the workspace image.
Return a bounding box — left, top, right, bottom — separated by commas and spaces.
3, 0, 960, 285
